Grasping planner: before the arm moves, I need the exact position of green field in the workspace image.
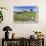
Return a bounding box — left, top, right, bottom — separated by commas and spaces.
14, 12, 37, 21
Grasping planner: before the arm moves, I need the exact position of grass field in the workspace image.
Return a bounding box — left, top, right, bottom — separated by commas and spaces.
14, 12, 37, 21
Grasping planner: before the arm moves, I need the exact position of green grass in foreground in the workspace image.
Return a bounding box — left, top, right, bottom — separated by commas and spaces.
14, 12, 37, 21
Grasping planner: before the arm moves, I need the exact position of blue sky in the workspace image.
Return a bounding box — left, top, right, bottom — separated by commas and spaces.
14, 6, 37, 12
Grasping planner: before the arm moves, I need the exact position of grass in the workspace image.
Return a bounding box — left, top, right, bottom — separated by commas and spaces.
14, 12, 37, 21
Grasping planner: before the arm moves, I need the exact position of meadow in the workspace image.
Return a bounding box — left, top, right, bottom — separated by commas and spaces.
14, 12, 36, 21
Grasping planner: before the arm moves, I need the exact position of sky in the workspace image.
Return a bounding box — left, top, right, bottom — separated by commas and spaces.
14, 6, 38, 12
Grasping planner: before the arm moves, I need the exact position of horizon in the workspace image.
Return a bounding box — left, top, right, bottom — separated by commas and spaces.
14, 6, 37, 12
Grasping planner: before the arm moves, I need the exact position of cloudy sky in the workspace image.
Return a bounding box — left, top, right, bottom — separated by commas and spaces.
14, 6, 38, 12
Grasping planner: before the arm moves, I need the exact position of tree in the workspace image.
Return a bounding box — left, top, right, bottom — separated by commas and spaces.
30, 9, 33, 12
